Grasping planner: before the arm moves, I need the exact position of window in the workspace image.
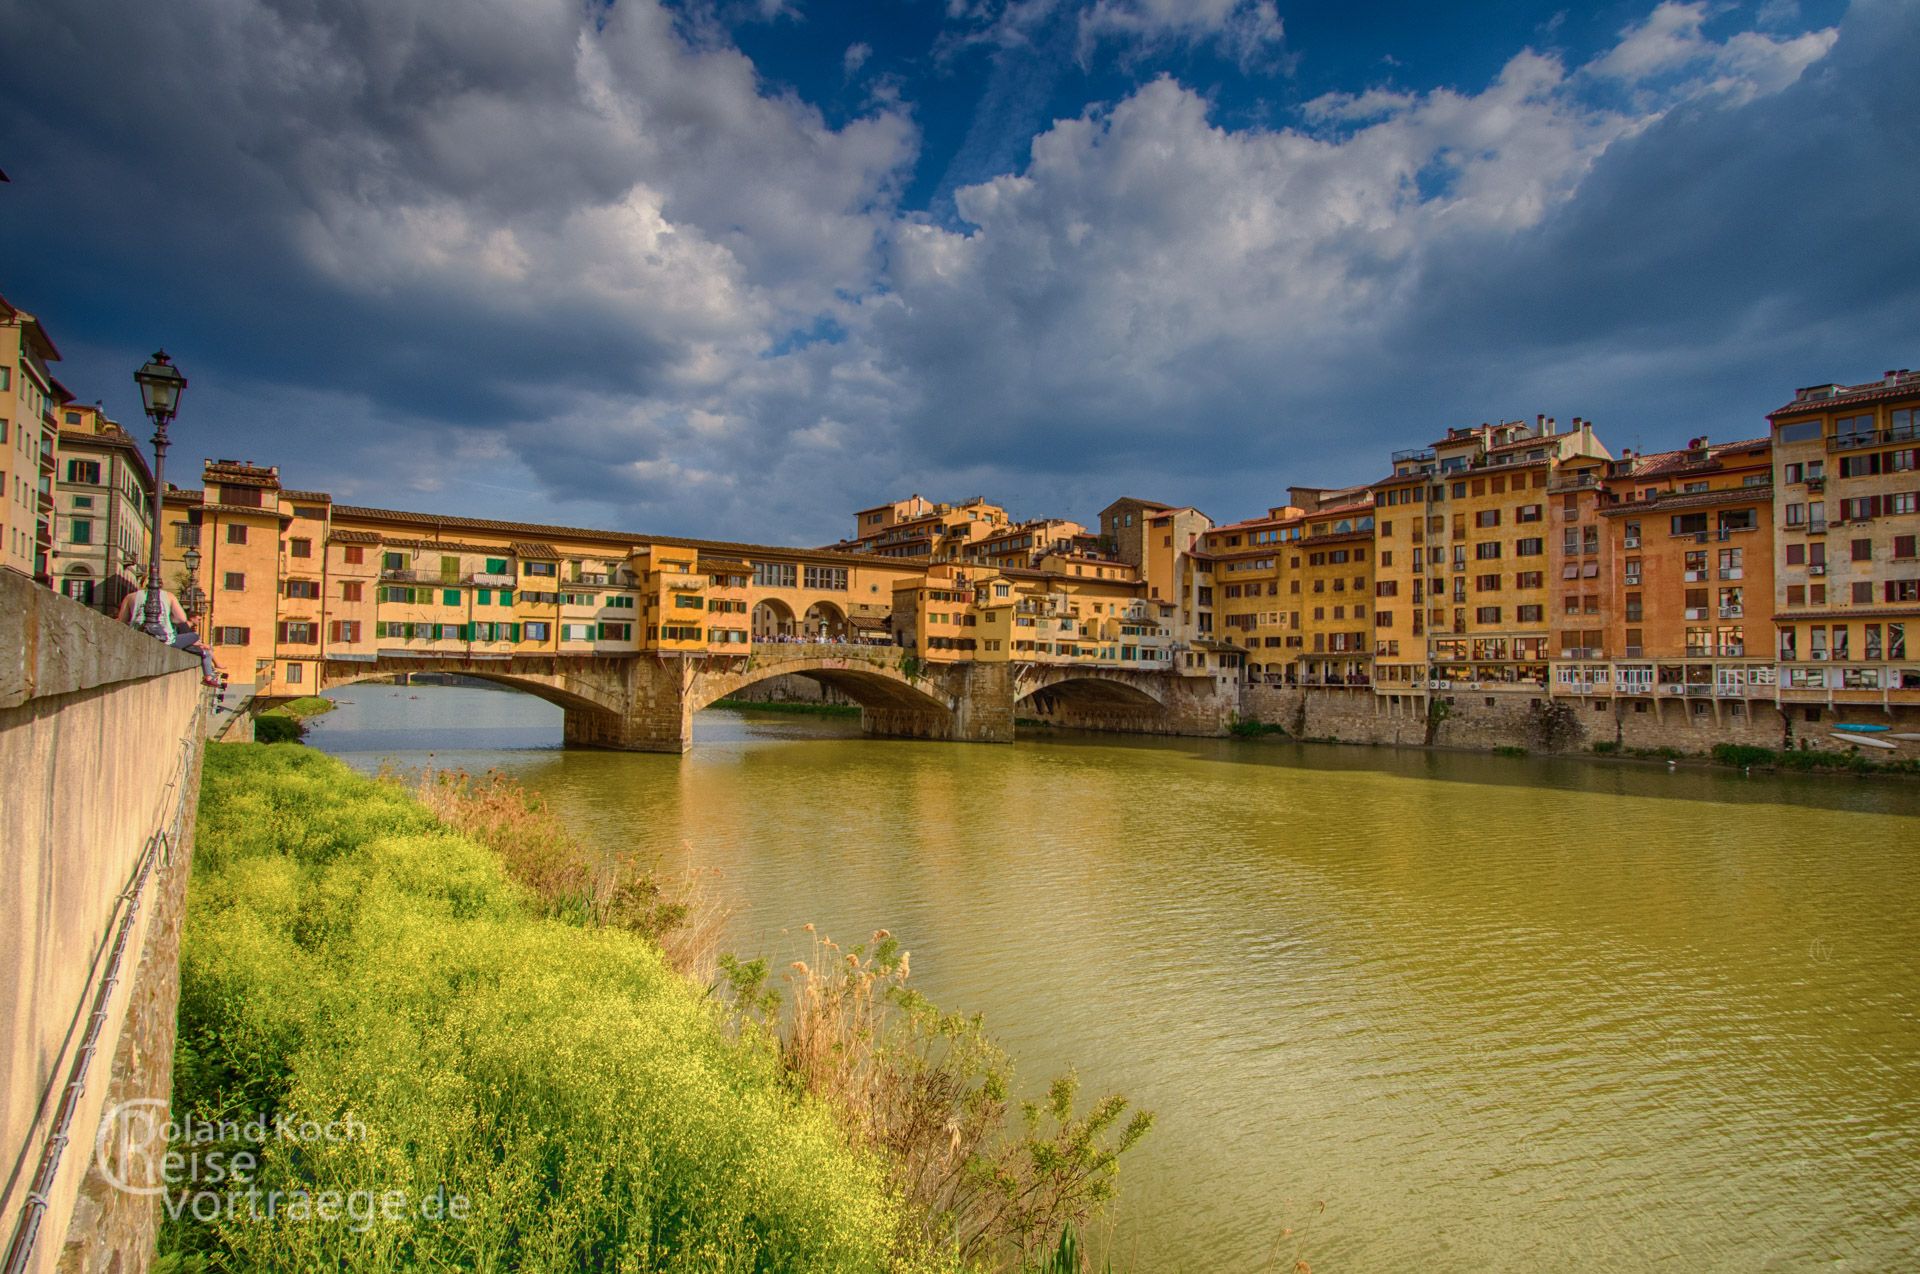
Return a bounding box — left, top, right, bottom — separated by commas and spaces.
214, 627, 250, 645
383, 552, 406, 571
65, 459, 101, 484
227, 524, 248, 545
222, 572, 246, 591
1475, 606, 1501, 624
342, 581, 363, 602
523, 560, 557, 577
597, 622, 634, 640
443, 588, 461, 606
289, 537, 312, 558
280, 621, 316, 644
523, 621, 551, 641
173, 522, 200, 547
284, 579, 320, 600
1896, 535, 1917, 560
754, 561, 798, 588
1851, 538, 1873, 562
803, 565, 849, 590
1515, 538, 1543, 557
343, 545, 364, 564
329, 620, 362, 643
69, 518, 92, 544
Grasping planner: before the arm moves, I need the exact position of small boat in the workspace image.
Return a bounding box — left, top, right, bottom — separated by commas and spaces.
1833, 722, 1890, 733
1889, 733, 1920, 741
1831, 733, 1897, 750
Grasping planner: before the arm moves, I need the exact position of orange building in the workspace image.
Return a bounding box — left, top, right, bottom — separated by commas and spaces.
1769, 369, 1920, 713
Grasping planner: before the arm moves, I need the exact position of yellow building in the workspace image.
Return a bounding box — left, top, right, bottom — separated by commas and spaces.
162, 460, 930, 696
1199, 506, 1303, 682
1293, 495, 1376, 686
1421, 419, 1609, 694
1, 295, 62, 584
51, 401, 153, 612
844, 494, 1010, 560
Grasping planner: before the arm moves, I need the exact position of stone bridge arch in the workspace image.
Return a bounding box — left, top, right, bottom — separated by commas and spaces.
687, 648, 960, 741
314, 655, 640, 747
1015, 664, 1231, 737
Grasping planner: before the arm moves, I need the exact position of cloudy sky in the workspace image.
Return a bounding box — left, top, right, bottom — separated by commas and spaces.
2, 0, 1913, 544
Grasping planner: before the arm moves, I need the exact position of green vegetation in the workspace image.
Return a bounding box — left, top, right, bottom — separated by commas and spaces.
1228, 718, 1288, 739
250, 714, 302, 744
263, 695, 337, 720
1493, 745, 1529, 758
1591, 740, 1621, 755
253, 695, 337, 744
170, 748, 1147, 1270
169, 746, 907, 1270
1711, 741, 1920, 775
710, 697, 861, 718
1590, 742, 1684, 761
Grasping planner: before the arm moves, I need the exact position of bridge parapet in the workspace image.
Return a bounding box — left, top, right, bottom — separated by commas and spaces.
2, 574, 205, 1274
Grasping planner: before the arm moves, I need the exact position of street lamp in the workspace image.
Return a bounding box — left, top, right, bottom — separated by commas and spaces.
181, 545, 206, 625
133, 351, 187, 638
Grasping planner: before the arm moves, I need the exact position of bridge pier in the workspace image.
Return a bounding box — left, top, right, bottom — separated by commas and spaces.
858, 663, 1015, 744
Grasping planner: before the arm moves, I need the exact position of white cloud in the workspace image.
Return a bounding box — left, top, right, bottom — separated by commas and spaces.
1078, 0, 1285, 68
844, 41, 872, 76
1588, 2, 1836, 101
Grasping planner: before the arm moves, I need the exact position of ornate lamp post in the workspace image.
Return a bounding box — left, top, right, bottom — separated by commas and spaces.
181, 545, 207, 625
133, 351, 187, 638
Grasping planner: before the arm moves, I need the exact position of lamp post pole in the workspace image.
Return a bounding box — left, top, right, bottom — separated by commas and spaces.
133, 352, 187, 639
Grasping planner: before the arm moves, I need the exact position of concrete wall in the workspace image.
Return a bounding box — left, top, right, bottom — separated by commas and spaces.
0, 573, 203, 1274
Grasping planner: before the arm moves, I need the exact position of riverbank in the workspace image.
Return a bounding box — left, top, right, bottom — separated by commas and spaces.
167, 744, 909, 1269
169, 744, 1143, 1270
709, 696, 861, 717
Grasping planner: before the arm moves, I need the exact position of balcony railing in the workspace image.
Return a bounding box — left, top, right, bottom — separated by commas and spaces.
1829, 424, 1918, 452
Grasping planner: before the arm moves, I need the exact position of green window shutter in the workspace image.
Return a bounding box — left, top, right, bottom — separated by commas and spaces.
443, 588, 460, 607
501, 589, 514, 606
486, 558, 507, 574
510, 623, 521, 641
375, 621, 387, 639
459, 623, 470, 641
477, 588, 491, 605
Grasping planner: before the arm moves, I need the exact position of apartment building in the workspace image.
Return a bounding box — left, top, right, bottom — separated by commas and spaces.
1770, 369, 1920, 710
843, 494, 1010, 560
1371, 450, 1439, 701
1293, 494, 1376, 687
51, 401, 153, 612
0, 295, 61, 583
1202, 505, 1303, 681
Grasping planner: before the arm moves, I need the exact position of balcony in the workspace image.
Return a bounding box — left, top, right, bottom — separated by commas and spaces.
1829, 424, 1919, 452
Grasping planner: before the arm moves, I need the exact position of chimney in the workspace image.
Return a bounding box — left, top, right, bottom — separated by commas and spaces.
1546, 417, 1556, 434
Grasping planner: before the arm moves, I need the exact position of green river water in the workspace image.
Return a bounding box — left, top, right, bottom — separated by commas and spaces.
307, 684, 1920, 1271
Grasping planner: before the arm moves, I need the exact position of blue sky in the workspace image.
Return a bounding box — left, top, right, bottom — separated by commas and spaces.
0, 0, 1909, 545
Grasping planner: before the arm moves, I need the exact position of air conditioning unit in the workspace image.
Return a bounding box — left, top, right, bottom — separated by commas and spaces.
1809, 564, 1826, 576
1664, 684, 1686, 694
1623, 536, 1641, 548
1719, 608, 1742, 619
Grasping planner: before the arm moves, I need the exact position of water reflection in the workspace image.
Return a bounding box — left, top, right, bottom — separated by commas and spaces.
308, 686, 1920, 1271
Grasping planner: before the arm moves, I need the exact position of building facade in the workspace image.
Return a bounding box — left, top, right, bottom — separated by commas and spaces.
51, 402, 154, 612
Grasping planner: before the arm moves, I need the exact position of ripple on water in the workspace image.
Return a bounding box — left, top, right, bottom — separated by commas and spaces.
311, 689, 1920, 1273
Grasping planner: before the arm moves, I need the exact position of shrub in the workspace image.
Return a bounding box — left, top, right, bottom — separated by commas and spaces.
1591, 741, 1621, 755
1493, 745, 1528, 758
252, 714, 303, 744
1228, 718, 1287, 738
169, 745, 909, 1272
1711, 743, 1776, 768
725, 929, 1151, 1269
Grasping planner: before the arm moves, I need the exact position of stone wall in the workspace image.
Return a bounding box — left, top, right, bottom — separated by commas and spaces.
0, 574, 203, 1274
714, 673, 856, 706
1234, 681, 1893, 756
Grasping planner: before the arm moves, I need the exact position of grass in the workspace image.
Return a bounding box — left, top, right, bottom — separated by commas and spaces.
168, 745, 912, 1271
709, 697, 861, 718
1227, 718, 1288, 739
261, 695, 337, 720
170, 747, 1147, 1271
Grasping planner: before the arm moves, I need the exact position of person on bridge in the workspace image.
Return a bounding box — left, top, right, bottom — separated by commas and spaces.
116, 581, 223, 691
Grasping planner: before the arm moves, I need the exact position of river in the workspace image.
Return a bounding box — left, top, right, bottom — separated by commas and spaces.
305, 684, 1920, 1272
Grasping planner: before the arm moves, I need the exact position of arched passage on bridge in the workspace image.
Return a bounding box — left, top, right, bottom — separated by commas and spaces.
803, 600, 847, 641
753, 599, 796, 640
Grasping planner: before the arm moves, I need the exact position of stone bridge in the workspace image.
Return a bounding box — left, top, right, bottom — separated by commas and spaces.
313, 642, 1236, 752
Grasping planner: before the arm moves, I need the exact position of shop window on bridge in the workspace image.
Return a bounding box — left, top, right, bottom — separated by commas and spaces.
754, 561, 797, 588
803, 565, 849, 590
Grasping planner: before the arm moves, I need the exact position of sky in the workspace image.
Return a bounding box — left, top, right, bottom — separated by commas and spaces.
2, 0, 1914, 546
